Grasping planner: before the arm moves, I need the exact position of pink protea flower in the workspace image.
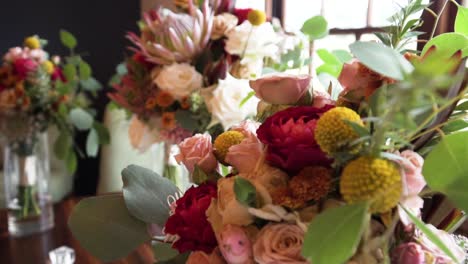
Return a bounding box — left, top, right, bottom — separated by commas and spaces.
127, 2, 213, 65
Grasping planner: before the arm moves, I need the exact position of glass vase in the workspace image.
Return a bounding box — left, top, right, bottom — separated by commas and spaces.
161, 142, 190, 191
3, 132, 54, 237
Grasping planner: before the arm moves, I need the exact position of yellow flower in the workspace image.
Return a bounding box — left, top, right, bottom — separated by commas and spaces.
340, 156, 402, 213
214, 131, 245, 164
315, 107, 364, 155
247, 9, 266, 26
43, 60, 55, 74
24, 36, 41, 49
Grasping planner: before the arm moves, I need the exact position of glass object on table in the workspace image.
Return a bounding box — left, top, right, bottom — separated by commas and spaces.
49, 246, 75, 264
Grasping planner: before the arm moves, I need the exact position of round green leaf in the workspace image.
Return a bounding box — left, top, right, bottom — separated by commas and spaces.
79, 60, 92, 80
302, 203, 369, 264
68, 194, 150, 262
455, 6, 468, 36
301, 16, 328, 40
423, 131, 468, 212
85, 128, 99, 157
421, 33, 468, 58
122, 165, 179, 226
69, 108, 94, 131
60, 29, 77, 49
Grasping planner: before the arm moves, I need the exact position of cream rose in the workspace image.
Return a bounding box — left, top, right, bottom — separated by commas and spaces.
253, 223, 309, 264
211, 13, 238, 40
154, 63, 202, 100
207, 74, 259, 130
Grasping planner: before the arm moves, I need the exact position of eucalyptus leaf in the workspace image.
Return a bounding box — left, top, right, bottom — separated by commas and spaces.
122, 165, 179, 225
317, 49, 342, 65
152, 242, 179, 262
455, 6, 468, 36
66, 150, 77, 173
86, 128, 99, 157
234, 177, 257, 208
301, 15, 328, 40
350, 41, 413, 80
60, 29, 77, 49
79, 60, 92, 80
68, 194, 150, 262
63, 64, 76, 82
332, 49, 353, 63
116, 62, 128, 75
302, 202, 369, 264
80, 77, 103, 91
69, 108, 94, 131
421, 33, 468, 58
423, 131, 468, 212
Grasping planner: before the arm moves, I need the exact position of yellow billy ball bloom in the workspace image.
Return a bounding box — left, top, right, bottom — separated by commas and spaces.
214, 130, 245, 164
340, 156, 402, 213
24, 36, 41, 49
247, 9, 267, 26
315, 107, 364, 155
43, 60, 55, 74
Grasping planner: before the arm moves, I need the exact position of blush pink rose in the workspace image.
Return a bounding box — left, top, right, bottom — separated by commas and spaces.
218, 225, 254, 264
249, 74, 311, 105
230, 120, 261, 137
391, 242, 426, 264
312, 89, 335, 108
398, 150, 426, 196
175, 133, 217, 174
225, 133, 264, 173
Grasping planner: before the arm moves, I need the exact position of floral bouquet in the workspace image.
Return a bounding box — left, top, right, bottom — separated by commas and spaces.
0, 31, 108, 224
69, 1, 468, 263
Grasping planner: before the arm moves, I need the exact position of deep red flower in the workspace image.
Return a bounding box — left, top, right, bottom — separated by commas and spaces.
131, 52, 153, 70
13, 58, 38, 79
164, 182, 218, 254
233, 8, 253, 24
257, 106, 334, 173
51, 68, 66, 82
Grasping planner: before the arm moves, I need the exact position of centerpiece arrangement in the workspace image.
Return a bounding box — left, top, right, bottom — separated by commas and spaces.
0, 31, 108, 236
70, 0, 468, 263
108, 0, 306, 186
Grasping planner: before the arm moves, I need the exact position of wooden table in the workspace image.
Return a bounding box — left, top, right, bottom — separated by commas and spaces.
0, 198, 155, 264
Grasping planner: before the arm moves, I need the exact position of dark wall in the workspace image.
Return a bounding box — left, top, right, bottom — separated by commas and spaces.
0, 0, 140, 195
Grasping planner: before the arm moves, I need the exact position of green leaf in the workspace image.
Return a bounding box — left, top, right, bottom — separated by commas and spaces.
152, 242, 179, 262
192, 165, 209, 185
239, 91, 256, 107
401, 206, 458, 262
79, 60, 92, 80
423, 131, 468, 212
344, 120, 370, 137
122, 165, 179, 225
455, 6, 468, 36
80, 77, 103, 91
86, 128, 99, 157
116, 62, 128, 75
455, 101, 468, 111
69, 108, 94, 131
175, 110, 198, 131
301, 15, 328, 40
316, 64, 341, 78
317, 49, 342, 65
66, 150, 77, 173
302, 203, 369, 264
350, 41, 413, 80
60, 30, 77, 50
93, 122, 110, 145
332, 50, 353, 63
233, 177, 257, 208
68, 194, 150, 262
442, 119, 468, 133
421, 33, 468, 58
53, 132, 71, 159
63, 64, 76, 82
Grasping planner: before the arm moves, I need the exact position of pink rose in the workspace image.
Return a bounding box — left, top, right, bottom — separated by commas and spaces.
398, 150, 426, 196
391, 242, 426, 264
187, 248, 226, 264
175, 133, 217, 174
225, 133, 264, 173
218, 225, 254, 264
312, 89, 335, 108
249, 74, 311, 105
13, 58, 38, 79
230, 120, 260, 137
253, 224, 308, 264
4, 47, 24, 62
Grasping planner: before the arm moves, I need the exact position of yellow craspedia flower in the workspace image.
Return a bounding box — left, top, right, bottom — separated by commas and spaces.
43, 60, 55, 74
214, 130, 245, 164
340, 156, 402, 213
247, 9, 267, 26
315, 107, 364, 155
24, 36, 41, 49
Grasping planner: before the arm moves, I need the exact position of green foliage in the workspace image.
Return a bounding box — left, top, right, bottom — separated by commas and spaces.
315, 49, 346, 77
93, 122, 111, 145
401, 206, 458, 262
301, 15, 328, 40
66, 150, 78, 172
423, 132, 468, 213
60, 29, 77, 50
234, 177, 257, 208
63, 63, 76, 82
349, 41, 413, 80
68, 194, 150, 262
331, 49, 353, 63
79, 60, 92, 80
80, 77, 103, 92
239, 91, 256, 107
53, 132, 71, 159
121, 165, 179, 225
302, 203, 369, 264
69, 108, 94, 131
455, 6, 468, 36
152, 242, 179, 262
85, 128, 99, 157
421, 33, 468, 58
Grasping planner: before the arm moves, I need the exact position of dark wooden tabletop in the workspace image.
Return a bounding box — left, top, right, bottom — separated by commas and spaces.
0, 198, 155, 264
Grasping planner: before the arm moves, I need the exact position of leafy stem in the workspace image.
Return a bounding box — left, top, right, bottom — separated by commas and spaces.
429, 0, 451, 39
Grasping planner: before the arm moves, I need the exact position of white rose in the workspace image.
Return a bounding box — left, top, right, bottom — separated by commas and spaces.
207, 74, 259, 129
225, 21, 279, 64
154, 63, 203, 100
211, 13, 238, 40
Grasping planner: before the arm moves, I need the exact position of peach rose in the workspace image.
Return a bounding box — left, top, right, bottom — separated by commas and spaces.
249, 74, 311, 105
253, 223, 308, 264
186, 248, 226, 264
312, 89, 335, 108
175, 133, 217, 174
225, 132, 264, 173
218, 225, 254, 264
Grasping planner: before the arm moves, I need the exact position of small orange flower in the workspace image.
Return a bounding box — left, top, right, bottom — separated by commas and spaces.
161, 112, 176, 130
156, 91, 174, 108
15, 81, 25, 97
271, 187, 305, 209
180, 96, 191, 110
289, 166, 332, 202
145, 96, 158, 110
21, 96, 31, 109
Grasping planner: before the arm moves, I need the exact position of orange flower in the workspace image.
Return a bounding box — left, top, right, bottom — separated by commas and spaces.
180, 96, 191, 110
290, 166, 332, 202
162, 112, 176, 129
15, 81, 25, 97
271, 187, 305, 209
145, 96, 158, 110
21, 96, 31, 109
156, 91, 174, 108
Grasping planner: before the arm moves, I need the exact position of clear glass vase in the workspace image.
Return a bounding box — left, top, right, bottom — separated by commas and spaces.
3, 132, 54, 237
